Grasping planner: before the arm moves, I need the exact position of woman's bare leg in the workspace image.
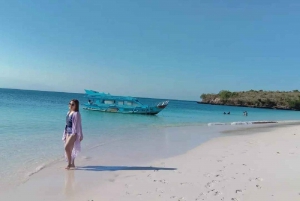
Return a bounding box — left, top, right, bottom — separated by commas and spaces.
71, 159, 75, 168
69, 135, 77, 168
65, 134, 76, 169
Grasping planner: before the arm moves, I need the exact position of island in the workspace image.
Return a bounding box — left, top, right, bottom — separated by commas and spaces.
199, 90, 300, 110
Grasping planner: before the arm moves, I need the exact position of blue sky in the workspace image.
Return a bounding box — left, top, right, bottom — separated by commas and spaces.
0, 0, 299, 100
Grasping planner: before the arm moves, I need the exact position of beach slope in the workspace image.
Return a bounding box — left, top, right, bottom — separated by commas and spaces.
86, 124, 300, 201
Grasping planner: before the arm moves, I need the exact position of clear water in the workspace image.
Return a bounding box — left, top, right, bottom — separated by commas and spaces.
0, 88, 299, 189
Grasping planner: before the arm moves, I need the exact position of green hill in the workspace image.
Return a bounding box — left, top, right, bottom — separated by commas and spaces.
200, 90, 300, 110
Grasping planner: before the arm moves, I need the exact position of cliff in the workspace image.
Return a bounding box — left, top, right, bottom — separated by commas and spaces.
199, 90, 300, 110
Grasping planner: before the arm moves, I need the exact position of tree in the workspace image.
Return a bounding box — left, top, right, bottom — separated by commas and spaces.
288, 99, 300, 110
200, 94, 207, 100
218, 90, 232, 100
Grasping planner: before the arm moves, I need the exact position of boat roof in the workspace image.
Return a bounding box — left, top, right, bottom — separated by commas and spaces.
85, 89, 138, 101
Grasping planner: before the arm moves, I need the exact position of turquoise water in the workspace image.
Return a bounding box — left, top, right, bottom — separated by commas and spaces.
0, 88, 299, 189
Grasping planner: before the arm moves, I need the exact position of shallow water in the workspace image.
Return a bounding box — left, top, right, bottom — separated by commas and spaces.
0, 88, 299, 190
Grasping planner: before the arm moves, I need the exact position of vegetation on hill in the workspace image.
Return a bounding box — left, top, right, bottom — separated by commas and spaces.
200, 90, 300, 110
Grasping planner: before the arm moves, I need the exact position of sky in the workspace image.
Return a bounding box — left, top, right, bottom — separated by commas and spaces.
0, 0, 299, 100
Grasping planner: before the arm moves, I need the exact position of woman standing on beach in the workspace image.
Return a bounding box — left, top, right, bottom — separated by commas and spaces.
62, 99, 83, 170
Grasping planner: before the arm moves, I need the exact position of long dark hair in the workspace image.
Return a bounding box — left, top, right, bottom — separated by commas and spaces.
71, 99, 80, 112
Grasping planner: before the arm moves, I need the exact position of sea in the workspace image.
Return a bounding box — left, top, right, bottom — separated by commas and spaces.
0, 88, 299, 190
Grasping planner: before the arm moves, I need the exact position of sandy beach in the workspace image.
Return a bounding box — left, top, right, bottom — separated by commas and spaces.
2, 1, 300, 200
2, 123, 300, 201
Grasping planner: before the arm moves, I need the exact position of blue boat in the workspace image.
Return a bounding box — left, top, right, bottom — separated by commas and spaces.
83, 90, 169, 115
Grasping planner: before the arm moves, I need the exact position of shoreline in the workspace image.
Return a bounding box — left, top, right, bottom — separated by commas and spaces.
2, 121, 300, 200
2, 120, 297, 194
15, 121, 300, 183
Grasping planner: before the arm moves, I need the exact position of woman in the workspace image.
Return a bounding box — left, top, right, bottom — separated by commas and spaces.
62, 99, 83, 170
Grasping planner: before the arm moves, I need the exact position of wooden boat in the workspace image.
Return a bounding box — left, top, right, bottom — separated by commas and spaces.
83, 90, 169, 115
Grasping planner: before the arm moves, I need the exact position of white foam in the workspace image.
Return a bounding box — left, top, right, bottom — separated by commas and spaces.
231, 121, 253, 125
208, 123, 227, 126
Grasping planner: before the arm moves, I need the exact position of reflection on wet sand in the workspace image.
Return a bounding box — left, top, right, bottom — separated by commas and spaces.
64, 170, 75, 199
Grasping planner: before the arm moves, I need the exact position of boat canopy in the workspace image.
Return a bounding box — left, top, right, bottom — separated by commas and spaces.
84, 89, 138, 102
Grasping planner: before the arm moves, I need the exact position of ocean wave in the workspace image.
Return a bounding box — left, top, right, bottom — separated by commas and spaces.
23, 156, 64, 184
208, 123, 227, 126
26, 164, 46, 177
231, 121, 253, 125
208, 121, 279, 126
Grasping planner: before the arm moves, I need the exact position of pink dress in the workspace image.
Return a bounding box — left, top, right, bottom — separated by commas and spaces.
62, 112, 83, 161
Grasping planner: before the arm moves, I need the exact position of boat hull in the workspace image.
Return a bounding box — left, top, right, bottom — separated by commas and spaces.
83, 104, 165, 115
83, 89, 169, 115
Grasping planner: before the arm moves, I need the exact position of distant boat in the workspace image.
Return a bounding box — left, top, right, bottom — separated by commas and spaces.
83, 89, 169, 115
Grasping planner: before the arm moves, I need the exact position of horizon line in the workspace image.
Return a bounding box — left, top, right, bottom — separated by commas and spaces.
0, 87, 196, 102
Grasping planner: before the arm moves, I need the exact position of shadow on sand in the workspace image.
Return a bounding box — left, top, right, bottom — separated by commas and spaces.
76, 166, 177, 172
